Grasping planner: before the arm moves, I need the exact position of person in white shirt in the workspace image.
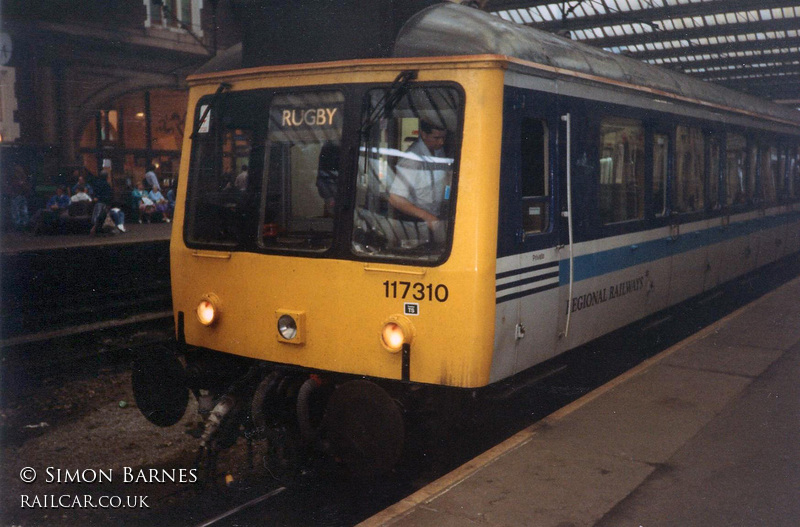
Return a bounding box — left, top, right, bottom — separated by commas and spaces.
70, 185, 92, 203
388, 120, 451, 232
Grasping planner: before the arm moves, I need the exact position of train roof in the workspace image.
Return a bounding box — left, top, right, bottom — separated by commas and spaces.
394, 4, 800, 130
194, 3, 799, 131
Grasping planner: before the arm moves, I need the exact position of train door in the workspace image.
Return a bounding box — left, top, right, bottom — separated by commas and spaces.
493, 87, 561, 379
714, 132, 751, 285
785, 146, 800, 255
646, 127, 674, 314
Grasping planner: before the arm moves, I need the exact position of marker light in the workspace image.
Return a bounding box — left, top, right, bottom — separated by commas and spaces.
197, 302, 215, 326
381, 316, 415, 353
382, 323, 405, 352
277, 314, 298, 340
196, 293, 220, 326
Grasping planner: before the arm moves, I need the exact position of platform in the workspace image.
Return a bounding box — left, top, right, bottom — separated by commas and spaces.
363, 275, 800, 526
0, 222, 172, 255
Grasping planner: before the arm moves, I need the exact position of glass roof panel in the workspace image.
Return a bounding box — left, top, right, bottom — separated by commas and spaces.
490, 0, 799, 105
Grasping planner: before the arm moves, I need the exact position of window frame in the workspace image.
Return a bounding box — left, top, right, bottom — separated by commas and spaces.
722, 130, 750, 211
257, 89, 346, 254
349, 82, 465, 266
519, 116, 552, 237
143, 0, 203, 35
597, 115, 647, 225
183, 81, 465, 267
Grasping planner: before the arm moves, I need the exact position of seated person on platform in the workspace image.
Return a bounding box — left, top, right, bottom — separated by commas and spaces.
90, 171, 126, 233
148, 187, 171, 222
71, 175, 93, 198
30, 185, 70, 234
136, 182, 159, 223
47, 185, 71, 212
131, 181, 147, 221
67, 184, 94, 222
164, 180, 176, 216
70, 184, 92, 203
387, 120, 451, 236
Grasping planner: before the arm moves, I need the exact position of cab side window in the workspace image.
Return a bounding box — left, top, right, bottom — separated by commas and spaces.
520, 118, 550, 234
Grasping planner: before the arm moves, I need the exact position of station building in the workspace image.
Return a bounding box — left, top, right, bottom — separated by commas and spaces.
0, 0, 240, 212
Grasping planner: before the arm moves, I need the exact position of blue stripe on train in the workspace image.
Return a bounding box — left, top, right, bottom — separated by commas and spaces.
561, 213, 798, 285
561, 213, 798, 284
495, 212, 800, 303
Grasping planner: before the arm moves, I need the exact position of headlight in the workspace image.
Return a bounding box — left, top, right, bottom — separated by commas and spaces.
196, 294, 220, 326
275, 309, 306, 344
277, 314, 298, 340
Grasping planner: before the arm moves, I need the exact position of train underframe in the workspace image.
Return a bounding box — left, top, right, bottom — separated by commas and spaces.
131, 344, 433, 480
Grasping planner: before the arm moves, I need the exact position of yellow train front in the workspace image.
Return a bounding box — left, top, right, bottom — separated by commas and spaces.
130, 56, 508, 474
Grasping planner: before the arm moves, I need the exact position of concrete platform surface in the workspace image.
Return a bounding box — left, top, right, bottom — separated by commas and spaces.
1, 221, 172, 255
362, 276, 800, 527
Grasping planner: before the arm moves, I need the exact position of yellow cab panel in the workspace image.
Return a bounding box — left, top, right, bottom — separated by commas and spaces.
171, 57, 507, 388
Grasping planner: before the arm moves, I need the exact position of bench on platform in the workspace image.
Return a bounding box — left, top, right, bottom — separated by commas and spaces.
60, 201, 94, 234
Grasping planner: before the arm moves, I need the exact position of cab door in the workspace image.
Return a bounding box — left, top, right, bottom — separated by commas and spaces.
493, 86, 562, 379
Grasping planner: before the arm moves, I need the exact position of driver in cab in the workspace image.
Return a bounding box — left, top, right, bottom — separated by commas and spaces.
388, 120, 451, 236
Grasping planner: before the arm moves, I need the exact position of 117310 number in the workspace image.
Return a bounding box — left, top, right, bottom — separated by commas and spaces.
383, 281, 449, 302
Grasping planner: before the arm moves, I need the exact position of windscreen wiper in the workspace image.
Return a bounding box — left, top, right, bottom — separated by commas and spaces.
359, 70, 418, 175
359, 70, 417, 137
190, 82, 232, 139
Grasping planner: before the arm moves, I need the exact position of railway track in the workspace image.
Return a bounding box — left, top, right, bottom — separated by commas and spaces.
0, 240, 173, 392
1, 312, 174, 374
3, 281, 172, 338
0, 241, 171, 341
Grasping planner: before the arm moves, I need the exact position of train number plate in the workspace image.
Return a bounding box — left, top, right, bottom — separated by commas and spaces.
383, 281, 449, 302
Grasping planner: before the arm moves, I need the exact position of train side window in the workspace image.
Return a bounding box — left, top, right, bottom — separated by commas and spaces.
674, 125, 705, 213
779, 146, 789, 199
760, 145, 778, 204
707, 133, 722, 210
725, 133, 748, 206
520, 118, 550, 234
652, 133, 669, 216
792, 147, 800, 199
598, 117, 645, 223
748, 142, 758, 203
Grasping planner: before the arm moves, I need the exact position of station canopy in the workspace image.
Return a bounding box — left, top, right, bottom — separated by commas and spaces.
486, 0, 800, 109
